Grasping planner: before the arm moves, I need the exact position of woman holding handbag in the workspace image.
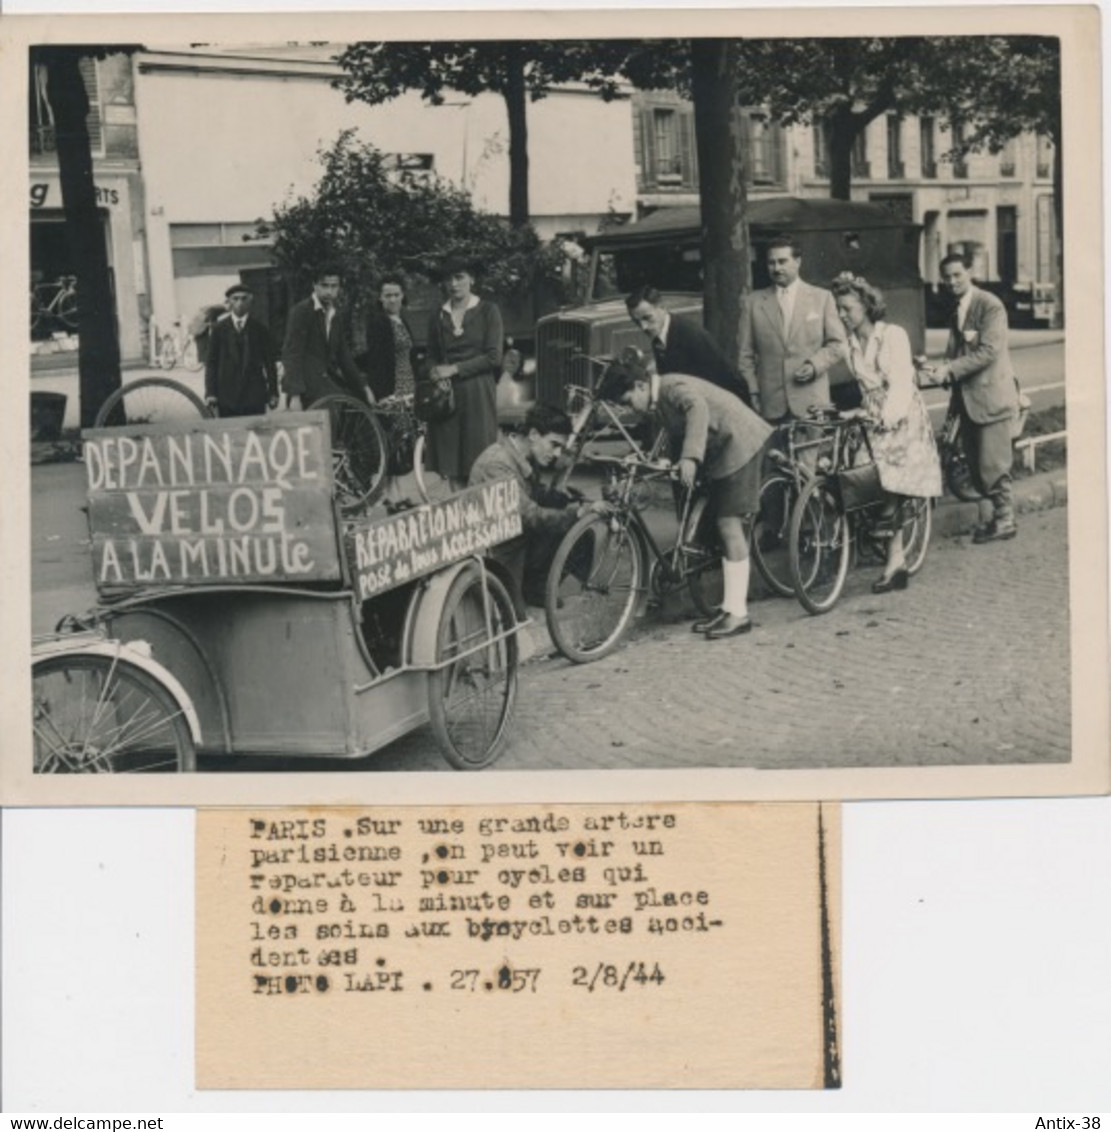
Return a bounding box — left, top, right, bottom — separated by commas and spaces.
423, 256, 504, 492
831, 272, 941, 594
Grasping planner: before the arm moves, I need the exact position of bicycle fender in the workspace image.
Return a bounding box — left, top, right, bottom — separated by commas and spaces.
33, 637, 203, 745
406, 559, 484, 669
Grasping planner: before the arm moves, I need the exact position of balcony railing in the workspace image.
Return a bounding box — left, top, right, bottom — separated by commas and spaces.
887, 160, 906, 179
999, 161, 1016, 177
30, 125, 56, 155
851, 159, 871, 179
922, 159, 938, 179
952, 158, 969, 179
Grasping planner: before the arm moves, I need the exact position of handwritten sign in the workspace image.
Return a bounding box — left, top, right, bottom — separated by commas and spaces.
83, 412, 340, 590
347, 479, 523, 601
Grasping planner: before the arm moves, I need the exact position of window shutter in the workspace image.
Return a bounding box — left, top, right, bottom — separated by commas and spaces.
79, 56, 103, 153
639, 106, 657, 187
678, 107, 698, 189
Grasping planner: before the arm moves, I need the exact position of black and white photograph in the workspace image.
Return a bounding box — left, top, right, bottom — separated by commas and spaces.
4, 7, 1107, 804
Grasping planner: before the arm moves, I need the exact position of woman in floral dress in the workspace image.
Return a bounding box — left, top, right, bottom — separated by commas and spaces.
831, 272, 941, 593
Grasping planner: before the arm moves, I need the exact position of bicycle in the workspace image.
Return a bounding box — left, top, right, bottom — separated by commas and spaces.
153, 318, 205, 372
30, 274, 78, 335
543, 385, 724, 663
787, 411, 932, 615
310, 392, 390, 516
750, 415, 838, 599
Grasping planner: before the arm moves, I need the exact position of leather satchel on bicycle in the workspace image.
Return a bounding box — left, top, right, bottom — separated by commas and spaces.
414, 376, 455, 423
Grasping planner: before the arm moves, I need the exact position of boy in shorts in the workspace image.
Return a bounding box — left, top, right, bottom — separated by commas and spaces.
598, 352, 773, 638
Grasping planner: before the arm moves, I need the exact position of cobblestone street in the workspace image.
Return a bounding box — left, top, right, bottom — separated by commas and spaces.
376, 507, 1073, 772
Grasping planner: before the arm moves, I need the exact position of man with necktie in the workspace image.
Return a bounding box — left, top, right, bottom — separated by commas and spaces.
281, 263, 372, 410
926, 253, 1020, 543
625, 285, 752, 406
737, 234, 847, 424
204, 282, 278, 417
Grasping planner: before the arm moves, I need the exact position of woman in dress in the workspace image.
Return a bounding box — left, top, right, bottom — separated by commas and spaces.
831, 272, 942, 593
364, 275, 420, 402
425, 257, 504, 492
364, 276, 422, 510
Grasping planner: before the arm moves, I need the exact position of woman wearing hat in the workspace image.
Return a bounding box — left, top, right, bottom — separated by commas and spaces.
424, 257, 504, 491
204, 282, 279, 417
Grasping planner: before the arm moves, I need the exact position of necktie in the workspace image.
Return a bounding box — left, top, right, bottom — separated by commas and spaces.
777, 287, 791, 328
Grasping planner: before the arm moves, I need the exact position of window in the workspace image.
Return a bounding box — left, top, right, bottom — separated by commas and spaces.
653, 109, 682, 182
1036, 134, 1053, 178
920, 117, 937, 178
813, 121, 830, 178
29, 57, 103, 157
886, 114, 904, 179
951, 121, 969, 179
747, 113, 780, 185
999, 138, 1017, 178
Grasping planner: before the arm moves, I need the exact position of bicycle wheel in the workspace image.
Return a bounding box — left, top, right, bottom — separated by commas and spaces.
901, 496, 932, 576
158, 334, 178, 370
546, 512, 644, 664
32, 653, 196, 773
181, 335, 203, 372
428, 566, 518, 770
750, 472, 799, 598
314, 393, 389, 514
789, 477, 851, 615
682, 495, 724, 618
93, 376, 212, 429
57, 288, 79, 330
30, 294, 47, 335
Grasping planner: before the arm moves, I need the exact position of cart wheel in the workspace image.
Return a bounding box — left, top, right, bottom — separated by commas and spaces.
93, 376, 212, 429
314, 393, 388, 515
428, 566, 518, 770
32, 653, 196, 773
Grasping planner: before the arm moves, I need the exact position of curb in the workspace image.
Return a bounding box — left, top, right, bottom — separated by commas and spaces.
931, 468, 1068, 540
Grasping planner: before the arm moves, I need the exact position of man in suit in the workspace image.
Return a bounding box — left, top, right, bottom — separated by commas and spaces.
737, 235, 847, 422
929, 253, 1020, 542
204, 283, 278, 417
626, 285, 752, 406
281, 263, 372, 410
599, 352, 773, 640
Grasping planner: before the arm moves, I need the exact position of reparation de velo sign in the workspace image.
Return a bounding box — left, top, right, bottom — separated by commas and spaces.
348, 479, 523, 600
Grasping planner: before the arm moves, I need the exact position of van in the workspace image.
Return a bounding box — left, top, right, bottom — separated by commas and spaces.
529, 196, 926, 414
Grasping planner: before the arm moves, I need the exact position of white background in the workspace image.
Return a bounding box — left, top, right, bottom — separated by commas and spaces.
4, 0, 1110, 1114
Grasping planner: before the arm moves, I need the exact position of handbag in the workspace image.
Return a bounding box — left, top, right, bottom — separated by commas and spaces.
836, 428, 885, 511
836, 460, 885, 511
414, 376, 455, 423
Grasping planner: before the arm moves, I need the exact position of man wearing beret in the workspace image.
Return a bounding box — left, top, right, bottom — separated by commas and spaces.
204, 283, 279, 417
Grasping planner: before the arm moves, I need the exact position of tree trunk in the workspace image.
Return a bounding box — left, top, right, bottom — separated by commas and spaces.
44, 49, 121, 427
827, 108, 855, 202
690, 39, 748, 366
503, 53, 530, 227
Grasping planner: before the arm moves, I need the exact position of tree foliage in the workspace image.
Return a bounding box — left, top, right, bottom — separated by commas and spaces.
258, 131, 570, 339
334, 41, 625, 225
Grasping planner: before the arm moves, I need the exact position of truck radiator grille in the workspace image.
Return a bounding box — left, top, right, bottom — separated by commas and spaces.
536, 319, 592, 409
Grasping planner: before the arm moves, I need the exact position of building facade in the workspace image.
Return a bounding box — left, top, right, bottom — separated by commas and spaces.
631, 92, 1058, 303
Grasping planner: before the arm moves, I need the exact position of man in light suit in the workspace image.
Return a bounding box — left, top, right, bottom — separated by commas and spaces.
929, 253, 1020, 543
626, 285, 752, 406
738, 235, 847, 423
599, 352, 773, 640
281, 263, 372, 410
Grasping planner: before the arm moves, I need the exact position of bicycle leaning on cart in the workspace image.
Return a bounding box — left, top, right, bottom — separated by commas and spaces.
31, 408, 527, 774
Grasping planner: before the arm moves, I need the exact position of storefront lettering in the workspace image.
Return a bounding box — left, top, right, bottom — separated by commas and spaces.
31, 182, 120, 209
